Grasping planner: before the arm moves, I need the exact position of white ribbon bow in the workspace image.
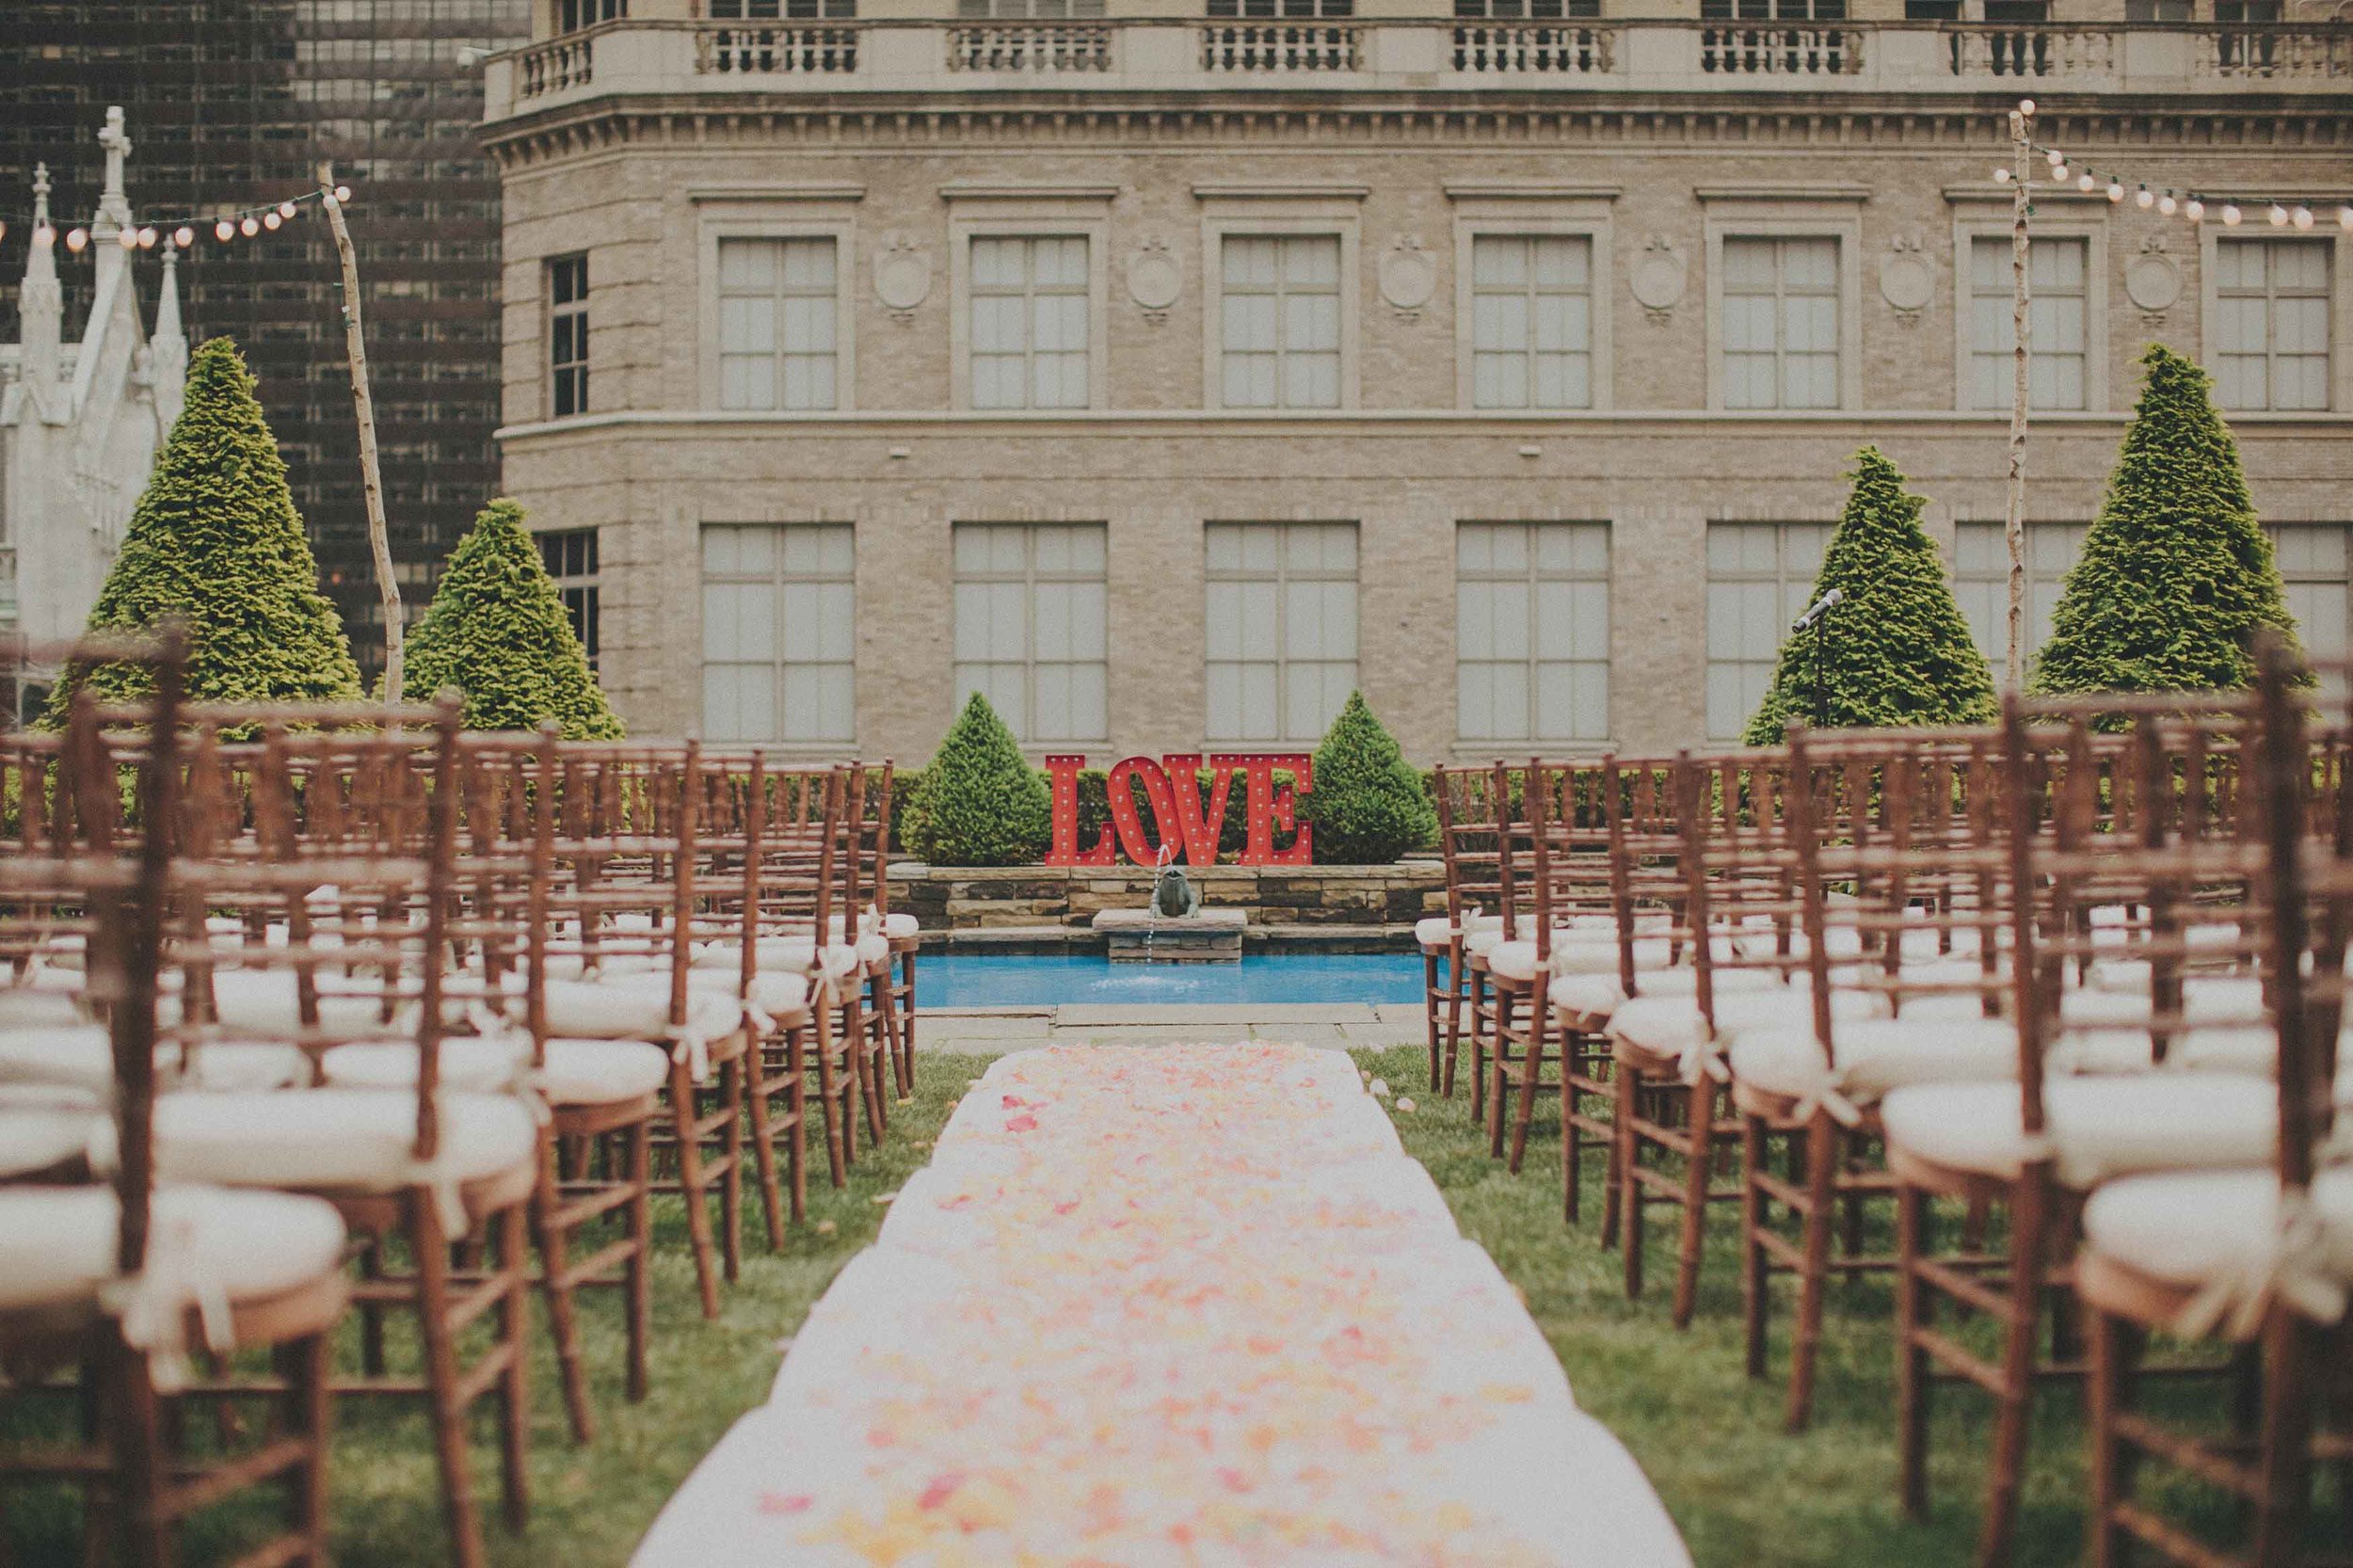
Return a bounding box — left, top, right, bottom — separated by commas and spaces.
2176, 1194, 2348, 1340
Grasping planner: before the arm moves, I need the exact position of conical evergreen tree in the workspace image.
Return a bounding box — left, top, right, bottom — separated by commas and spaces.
400, 498, 623, 738
903, 693, 1051, 866
2030, 344, 2299, 699
1744, 446, 1997, 744
45, 337, 360, 718
1305, 691, 1436, 864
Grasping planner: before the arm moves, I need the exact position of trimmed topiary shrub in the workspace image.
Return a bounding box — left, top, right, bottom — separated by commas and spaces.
903, 693, 1052, 866
1304, 692, 1437, 864
400, 498, 623, 738
45, 336, 360, 718
2031, 344, 2301, 701
1744, 446, 1998, 744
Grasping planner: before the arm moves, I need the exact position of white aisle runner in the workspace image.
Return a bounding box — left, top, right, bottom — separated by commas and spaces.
633, 1044, 1691, 1567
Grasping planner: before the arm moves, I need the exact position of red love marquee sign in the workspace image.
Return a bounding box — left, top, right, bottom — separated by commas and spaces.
1045, 754, 1313, 867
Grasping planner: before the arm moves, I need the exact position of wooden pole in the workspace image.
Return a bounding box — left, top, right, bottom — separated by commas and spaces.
317, 161, 404, 706
2004, 105, 2033, 692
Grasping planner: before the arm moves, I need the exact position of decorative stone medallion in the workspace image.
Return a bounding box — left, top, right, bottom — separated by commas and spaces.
874, 238, 931, 316
1126, 239, 1181, 319
1629, 236, 1685, 324
1878, 237, 1934, 322
1377, 236, 1437, 315
2124, 243, 2182, 318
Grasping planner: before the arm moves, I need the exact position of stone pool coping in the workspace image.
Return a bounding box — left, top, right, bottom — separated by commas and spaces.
915, 1001, 1429, 1054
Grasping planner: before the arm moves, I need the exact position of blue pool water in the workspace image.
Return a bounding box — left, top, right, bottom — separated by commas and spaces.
915, 951, 1423, 1008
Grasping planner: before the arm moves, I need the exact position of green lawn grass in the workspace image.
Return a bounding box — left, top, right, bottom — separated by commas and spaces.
2, 1043, 2291, 1567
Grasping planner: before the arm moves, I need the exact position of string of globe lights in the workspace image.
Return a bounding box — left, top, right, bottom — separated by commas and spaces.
1993, 98, 2352, 232
0, 181, 356, 258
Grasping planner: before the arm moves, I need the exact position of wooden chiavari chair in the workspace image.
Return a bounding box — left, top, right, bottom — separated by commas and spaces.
1881, 693, 2286, 1567
2076, 642, 2353, 1568
1731, 724, 2017, 1431
867, 762, 921, 1101
0, 637, 353, 1568
1430, 764, 1507, 1107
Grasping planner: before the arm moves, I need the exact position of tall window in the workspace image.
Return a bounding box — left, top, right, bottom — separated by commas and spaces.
1209, 0, 1353, 15
2270, 525, 2351, 691
960, 0, 1105, 15
710, 0, 857, 17
718, 237, 838, 411
1720, 235, 1840, 409
970, 235, 1089, 410
701, 524, 856, 745
1455, 0, 1599, 13
558, 0, 624, 31
536, 528, 601, 670
1221, 235, 1342, 409
548, 254, 588, 418
1969, 235, 2089, 411
2215, 239, 2331, 411
1457, 521, 1609, 743
1952, 520, 2088, 665
952, 523, 1108, 744
1704, 521, 1830, 740
1205, 521, 1357, 744
1471, 234, 1593, 410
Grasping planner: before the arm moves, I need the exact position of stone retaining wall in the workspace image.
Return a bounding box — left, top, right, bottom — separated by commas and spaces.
887, 861, 1448, 931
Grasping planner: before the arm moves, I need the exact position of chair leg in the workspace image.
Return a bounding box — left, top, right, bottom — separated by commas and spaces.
410, 1195, 488, 1568
1440, 952, 1465, 1099
896, 947, 920, 1096
533, 1137, 596, 1445
2252, 1310, 2320, 1568
1422, 951, 1442, 1092
1977, 1176, 2047, 1568
357, 1239, 388, 1378
1509, 1006, 1543, 1174
719, 1057, 745, 1286
1488, 987, 1513, 1160
493, 1205, 530, 1536
668, 1060, 724, 1320
786, 1028, 808, 1224
746, 1044, 788, 1251
1561, 1035, 1582, 1228
2087, 1305, 2138, 1568
1785, 1113, 1837, 1434
109, 1345, 170, 1568
1897, 1179, 1933, 1522
288, 1329, 331, 1568
812, 1010, 846, 1188
1740, 1112, 1769, 1381
1468, 968, 1489, 1125
624, 1117, 651, 1403
1672, 1077, 1715, 1329
1617, 1057, 1644, 1303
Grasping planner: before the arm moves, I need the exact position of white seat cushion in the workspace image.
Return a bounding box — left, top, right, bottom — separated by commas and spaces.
1729, 1017, 2017, 1117
1881, 1073, 2279, 1186
1464, 929, 1505, 960
0, 1085, 104, 1177
0, 1186, 346, 1358
153, 1090, 538, 1198
692, 938, 862, 982
1610, 984, 1878, 1082
0, 1029, 312, 1097
1488, 940, 1543, 984
882, 912, 920, 940
166, 968, 405, 1037
321, 1036, 670, 1107
1550, 973, 1629, 1021
1414, 916, 1457, 949
2083, 1167, 2353, 1336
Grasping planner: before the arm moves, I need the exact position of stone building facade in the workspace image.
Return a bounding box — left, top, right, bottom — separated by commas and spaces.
481, 2, 2352, 762
1, 109, 188, 717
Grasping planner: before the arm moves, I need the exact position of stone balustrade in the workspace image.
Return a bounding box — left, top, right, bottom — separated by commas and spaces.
488, 16, 2351, 118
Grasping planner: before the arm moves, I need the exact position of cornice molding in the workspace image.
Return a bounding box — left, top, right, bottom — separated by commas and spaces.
1443, 182, 1623, 200
939, 181, 1122, 201
687, 182, 866, 202
1696, 183, 1871, 202
1193, 182, 1371, 200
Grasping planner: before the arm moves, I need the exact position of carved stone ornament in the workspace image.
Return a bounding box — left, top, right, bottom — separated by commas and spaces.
1877, 235, 1934, 323
1629, 236, 1685, 324
873, 238, 931, 317
2124, 238, 2182, 321
1126, 238, 1181, 321
1377, 235, 1437, 316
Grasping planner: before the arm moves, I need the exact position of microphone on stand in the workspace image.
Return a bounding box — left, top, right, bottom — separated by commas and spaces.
1791, 586, 1843, 633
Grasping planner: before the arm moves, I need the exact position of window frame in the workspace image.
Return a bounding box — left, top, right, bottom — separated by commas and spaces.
948, 204, 1110, 413
2201, 231, 2342, 414
546, 252, 589, 420
535, 526, 602, 672
1451, 209, 1614, 411
1702, 519, 1833, 742
1952, 219, 2108, 414
698, 521, 859, 749
1702, 203, 1863, 413
950, 521, 1112, 745
1200, 205, 1362, 412
712, 233, 844, 413
696, 208, 858, 414
1204, 520, 1361, 746
1454, 520, 1612, 745
1949, 518, 2089, 669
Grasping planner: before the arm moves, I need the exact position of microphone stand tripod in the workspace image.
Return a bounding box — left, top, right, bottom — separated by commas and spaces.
1811, 600, 1833, 729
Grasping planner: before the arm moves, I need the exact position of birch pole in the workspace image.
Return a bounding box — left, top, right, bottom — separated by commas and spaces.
317, 161, 405, 705
2004, 104, 2034, 691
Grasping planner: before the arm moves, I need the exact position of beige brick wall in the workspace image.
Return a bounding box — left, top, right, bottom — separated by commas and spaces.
492, 120, 2353, 765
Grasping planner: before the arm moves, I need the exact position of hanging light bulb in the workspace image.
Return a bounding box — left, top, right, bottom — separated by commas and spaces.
2046, 146, 2065, 166
173, 225, 194, 248
2291, 206, 2313, 231
2077, 171, 2096, 192
116, 226, 138, 249
263, 210, 282, 231
137, 226, 159, 248
277, 200, 297, 219
2159, 193, 2179, 216
2222, 203, 2243, 226
2052, 165, 2071, 184
2340, 205, 2353, 231
2136, 184, 2153, 209
2267, 203, 2289, 226
240, 216, 260, 236
64, 227, 88, 252
2186, 198, 2206, 221
333, 184, 351, 202
2106, 181, 2125, 202
1993, 166, 2014, 184
2018, 97, 2037, 117
215, 218, 235, 242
